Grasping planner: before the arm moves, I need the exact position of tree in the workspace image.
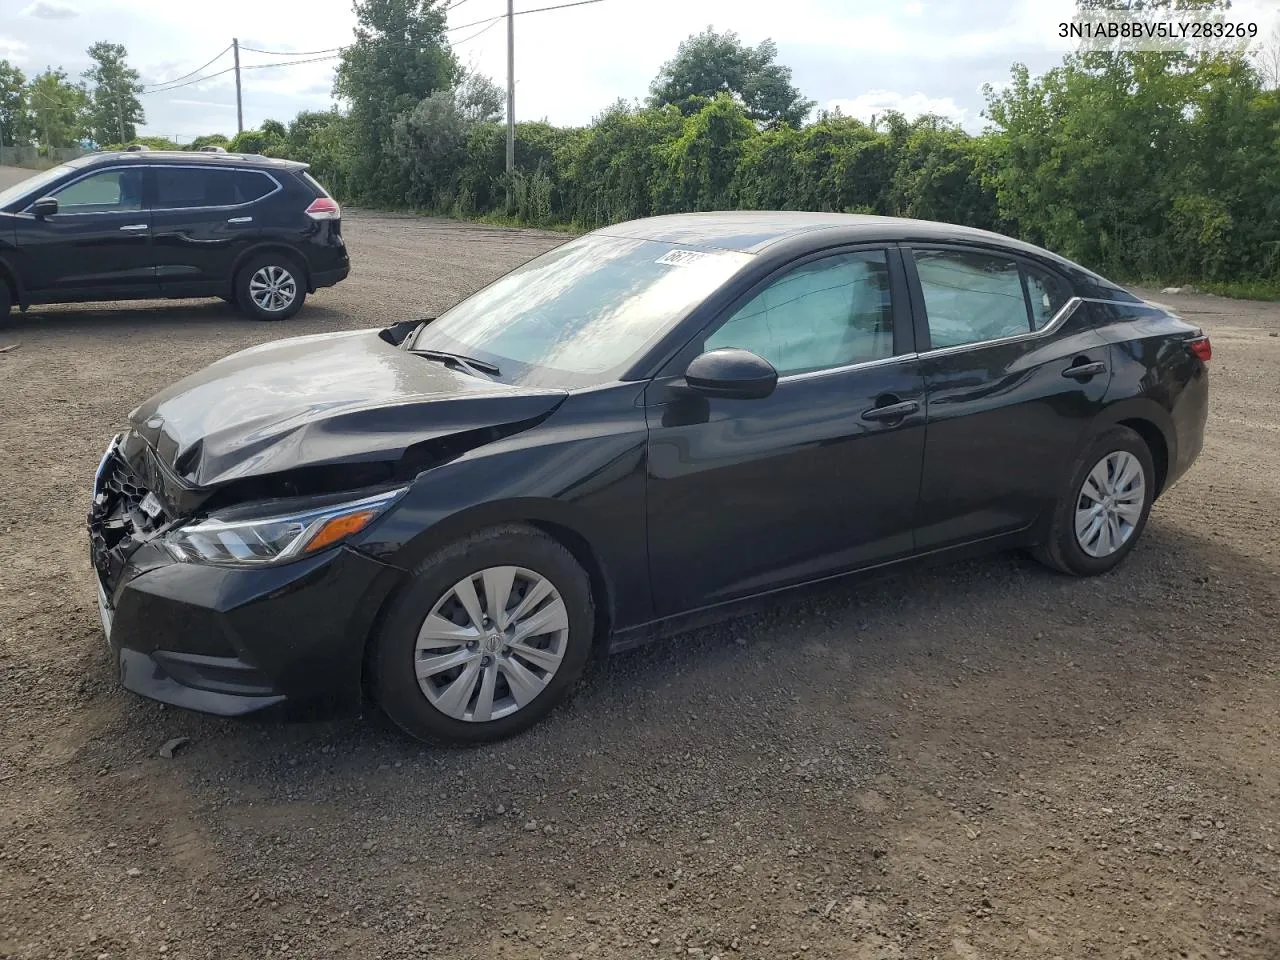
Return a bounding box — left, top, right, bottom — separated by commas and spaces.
334, 0, 460, 202
83, 42, 144, 147
982, 0, 1278, 280
388, 90, 468, 209
648, 27, 814, 127
228, 124, 287, 155
187, 133, 229, 150
654, 94, 757, 213
1252, 24, 1280, 90
26, 68, 89, 148
0, 59, 32, 148
455, 71, 503, 123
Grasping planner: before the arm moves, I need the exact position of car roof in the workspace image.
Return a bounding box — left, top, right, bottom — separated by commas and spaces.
591, 210, 1127, 293
85, 150, 307, 172
594, 211, 1037, 255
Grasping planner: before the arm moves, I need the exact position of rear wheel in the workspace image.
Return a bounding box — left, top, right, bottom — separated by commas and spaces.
0, 281, 11, 321
235, 253, 306, 321
1033, 425, 1155, 576
372, 525, 595, 744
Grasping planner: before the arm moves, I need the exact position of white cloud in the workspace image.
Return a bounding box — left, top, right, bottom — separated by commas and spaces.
826, 91, 969, 127
0, 36, 29, 62
22, 0, 80, 20
904, 1, 924, 16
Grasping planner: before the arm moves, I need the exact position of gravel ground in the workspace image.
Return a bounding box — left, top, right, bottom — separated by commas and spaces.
1, 165, 1279, 960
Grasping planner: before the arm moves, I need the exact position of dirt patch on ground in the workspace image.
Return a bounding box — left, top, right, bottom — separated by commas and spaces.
1, 201, 1278, 959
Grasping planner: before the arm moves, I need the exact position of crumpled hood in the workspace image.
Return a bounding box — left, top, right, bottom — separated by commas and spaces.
127, 329, 567, 489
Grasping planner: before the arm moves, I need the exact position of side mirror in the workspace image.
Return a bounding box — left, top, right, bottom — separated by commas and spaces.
31, 196, 58, 217
682, 347, 778, 400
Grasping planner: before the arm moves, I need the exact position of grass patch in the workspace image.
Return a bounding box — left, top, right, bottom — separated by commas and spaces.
471, 212, 582, 235
1128, 276, 1280, 302
1192, 279, 1280, 302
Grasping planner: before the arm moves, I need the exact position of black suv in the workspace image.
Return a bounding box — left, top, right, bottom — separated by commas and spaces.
0, 151, 349, 321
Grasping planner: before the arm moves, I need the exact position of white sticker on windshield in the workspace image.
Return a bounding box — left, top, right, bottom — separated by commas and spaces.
657, 249, 713, 267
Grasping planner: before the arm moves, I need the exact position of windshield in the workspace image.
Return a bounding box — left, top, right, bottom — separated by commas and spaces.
410, 234, 753, 388
0, 162, 80, 209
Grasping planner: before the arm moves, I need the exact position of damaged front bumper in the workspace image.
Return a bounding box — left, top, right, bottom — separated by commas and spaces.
88, 435, 404, 719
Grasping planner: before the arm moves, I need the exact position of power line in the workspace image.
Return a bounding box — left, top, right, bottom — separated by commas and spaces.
142, 64, 239, 95
242, 53, 342, 69
453, 18, 503, 45
238, 45, 344, 56
449, 0, 612, 33
144, 45, 232, 90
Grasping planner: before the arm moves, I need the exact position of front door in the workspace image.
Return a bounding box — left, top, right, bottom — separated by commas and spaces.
14, 166, 155, 299
644, 247, 926, 617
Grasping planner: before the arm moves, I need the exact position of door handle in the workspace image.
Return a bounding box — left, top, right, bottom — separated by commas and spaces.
119, 223, 148, 232
861, 399, 920, 422
1062, 361, 1106, 380
227, 216, 253, 224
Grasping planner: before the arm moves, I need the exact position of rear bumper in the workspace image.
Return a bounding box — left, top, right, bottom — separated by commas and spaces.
311, 262, 349, 291
1165, 362, 1209, 493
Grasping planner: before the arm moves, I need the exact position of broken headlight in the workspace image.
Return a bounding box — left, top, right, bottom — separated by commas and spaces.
162, 488, 406, 566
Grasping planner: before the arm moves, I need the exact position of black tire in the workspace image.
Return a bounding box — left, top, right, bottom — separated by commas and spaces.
234, 252, 307, 321
0, 281, 11, 321
372, 524, 595, 745
1033, 425, 1155, 576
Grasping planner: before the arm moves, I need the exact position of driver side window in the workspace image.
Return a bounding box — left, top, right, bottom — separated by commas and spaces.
50, 169, 144, 213
704, 251, 894, 377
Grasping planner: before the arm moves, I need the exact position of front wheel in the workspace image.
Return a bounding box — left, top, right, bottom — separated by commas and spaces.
372, 525, 595, 744
235, 254, 307, 321
1033, 425, 1155, 576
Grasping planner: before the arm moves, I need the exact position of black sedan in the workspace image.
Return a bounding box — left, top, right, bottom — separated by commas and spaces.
88, 212, 1210, 743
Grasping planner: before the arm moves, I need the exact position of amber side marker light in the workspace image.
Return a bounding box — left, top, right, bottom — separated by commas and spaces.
303, 510, 380, 555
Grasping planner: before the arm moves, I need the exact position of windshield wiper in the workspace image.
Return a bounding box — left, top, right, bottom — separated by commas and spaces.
409, 348, 501, 378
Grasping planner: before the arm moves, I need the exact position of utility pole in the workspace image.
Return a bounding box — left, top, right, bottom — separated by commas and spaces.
505, 0, 515, 176
233, 38, 244, 134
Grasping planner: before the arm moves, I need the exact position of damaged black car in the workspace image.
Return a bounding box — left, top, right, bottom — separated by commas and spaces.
89, 212, 1209, 743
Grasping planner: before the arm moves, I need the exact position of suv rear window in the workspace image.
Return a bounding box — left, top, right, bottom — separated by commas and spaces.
300, 172, 330, 198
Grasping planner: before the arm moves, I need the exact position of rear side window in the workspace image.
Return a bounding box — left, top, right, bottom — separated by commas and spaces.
914, 249, 1027, 349
914, 249, 1073, 348
235, 171, 276, 202
1024, 264, 1070, 329
153, 168, 275, 208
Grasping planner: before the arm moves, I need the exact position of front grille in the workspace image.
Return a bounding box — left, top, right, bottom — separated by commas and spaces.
89, 451, 166, 583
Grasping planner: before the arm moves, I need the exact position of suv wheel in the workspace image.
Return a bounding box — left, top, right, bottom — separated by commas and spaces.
0, 280, 11, 321
235, 253, 306, 321
372, 525, 596, 745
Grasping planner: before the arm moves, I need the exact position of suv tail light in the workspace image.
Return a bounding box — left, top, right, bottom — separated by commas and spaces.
1187, 336, 1211, 362
305, 196, 341, 220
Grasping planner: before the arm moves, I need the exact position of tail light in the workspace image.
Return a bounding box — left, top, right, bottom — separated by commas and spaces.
305, 196, 341, 220
1187, 336, 1211, 362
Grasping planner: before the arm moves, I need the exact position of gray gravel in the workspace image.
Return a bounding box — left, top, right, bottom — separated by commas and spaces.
1, 169, 1279, 958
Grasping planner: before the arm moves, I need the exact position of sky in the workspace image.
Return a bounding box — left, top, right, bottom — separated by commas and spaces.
1, 0, 1277, 141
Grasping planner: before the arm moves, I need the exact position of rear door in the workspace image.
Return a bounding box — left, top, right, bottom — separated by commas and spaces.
13, 165, 155, 299
908, 245, 1112, 550
644, 246, 926, 616
149, 166, 275, 296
